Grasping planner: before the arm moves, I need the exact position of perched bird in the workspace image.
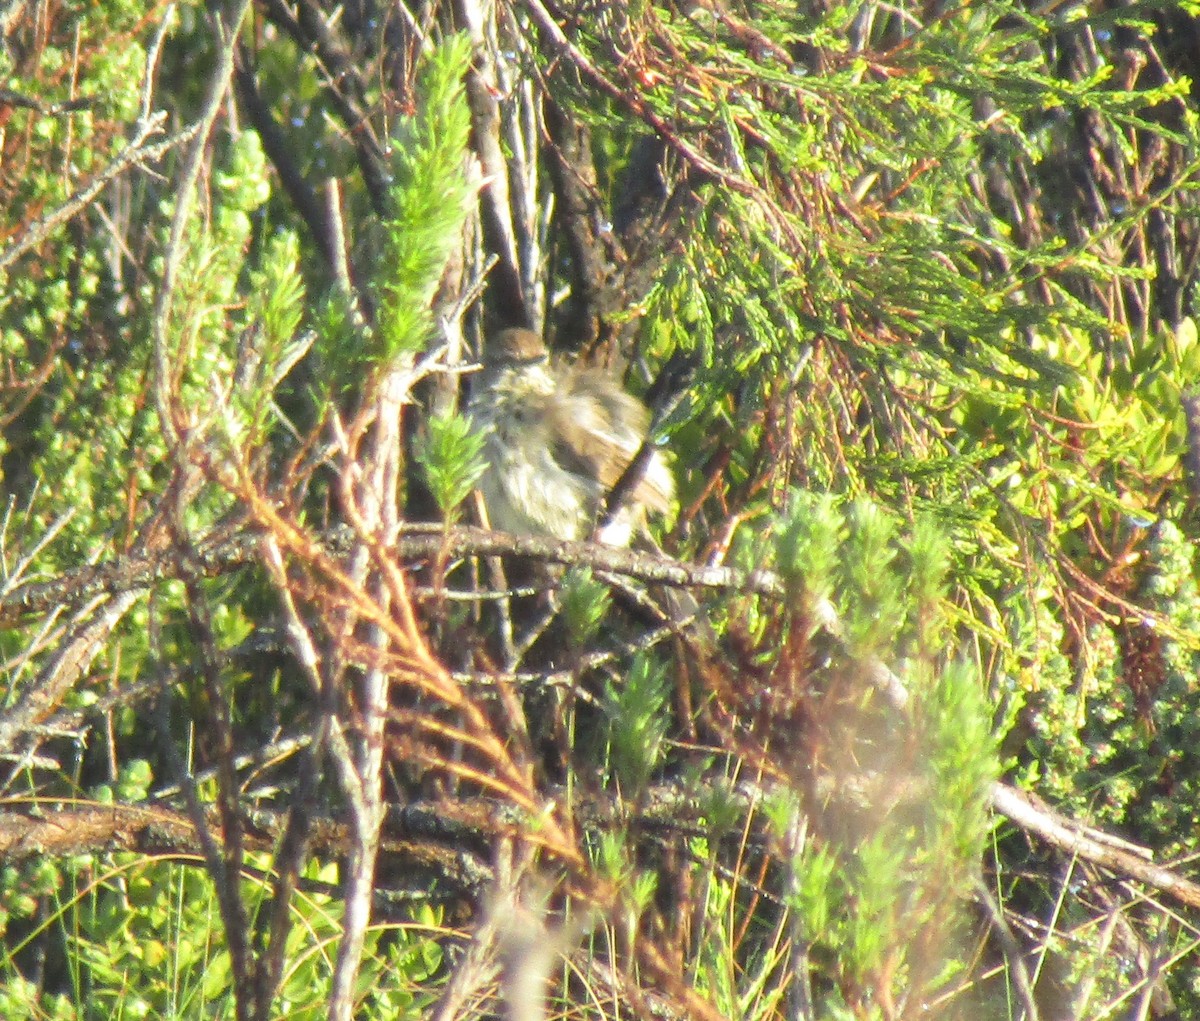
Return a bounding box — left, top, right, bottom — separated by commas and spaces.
468, 328, 675, 547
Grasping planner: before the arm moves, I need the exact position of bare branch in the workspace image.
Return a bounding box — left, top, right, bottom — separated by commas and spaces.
989, 783, 1200, 909
0, 112, 183, 274
0, 590, 141, 760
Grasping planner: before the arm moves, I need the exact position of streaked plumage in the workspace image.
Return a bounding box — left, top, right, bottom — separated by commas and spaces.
468, 328, 674, 546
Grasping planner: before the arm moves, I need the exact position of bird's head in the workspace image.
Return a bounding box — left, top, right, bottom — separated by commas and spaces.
483, 328, 550, 369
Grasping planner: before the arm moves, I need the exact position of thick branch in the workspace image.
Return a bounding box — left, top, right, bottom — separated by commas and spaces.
989, 783, 1200, 909
6, 777, 1199, 914
0, 523, 783, 627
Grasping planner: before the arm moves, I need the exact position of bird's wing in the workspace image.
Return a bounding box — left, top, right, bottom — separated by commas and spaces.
546, 370, 673, 514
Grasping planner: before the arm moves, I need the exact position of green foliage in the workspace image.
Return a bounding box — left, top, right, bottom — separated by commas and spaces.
624, 7, 1200, 989
791, 842, 838, 944
773, 489, 842, 607
1027, 517, 1200, 855
690, 867, 790, 1021
765, 499, 1000, 1008
594, 830, 658, 917
6, 0, 1200, 1017
558, 567, 612, 648
371, 35, 476, 362
16, 123, 277, 568
604, 652, 671, 796
840, 501, 906, 658
115, 760, 154, 803
227, 230, 310, 445
0, 853, 443, 1021
414, 411, 486, 521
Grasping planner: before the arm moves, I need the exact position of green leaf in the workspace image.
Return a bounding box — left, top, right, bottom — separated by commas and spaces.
414, 411, 486, 519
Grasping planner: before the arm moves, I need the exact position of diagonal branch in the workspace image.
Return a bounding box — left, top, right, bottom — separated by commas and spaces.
0, 113, 184, 274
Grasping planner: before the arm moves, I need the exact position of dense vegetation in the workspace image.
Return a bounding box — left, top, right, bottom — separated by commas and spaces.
2, 1, 1199, 1018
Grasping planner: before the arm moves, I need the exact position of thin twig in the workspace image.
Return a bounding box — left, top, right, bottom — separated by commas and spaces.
0, 113, 183, 274
151, 0, 254, 452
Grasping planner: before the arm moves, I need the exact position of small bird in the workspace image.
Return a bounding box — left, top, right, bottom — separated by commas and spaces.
468, 328, 675, 547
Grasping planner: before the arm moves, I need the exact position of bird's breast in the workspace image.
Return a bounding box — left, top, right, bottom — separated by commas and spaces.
478, 405, 595, 541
